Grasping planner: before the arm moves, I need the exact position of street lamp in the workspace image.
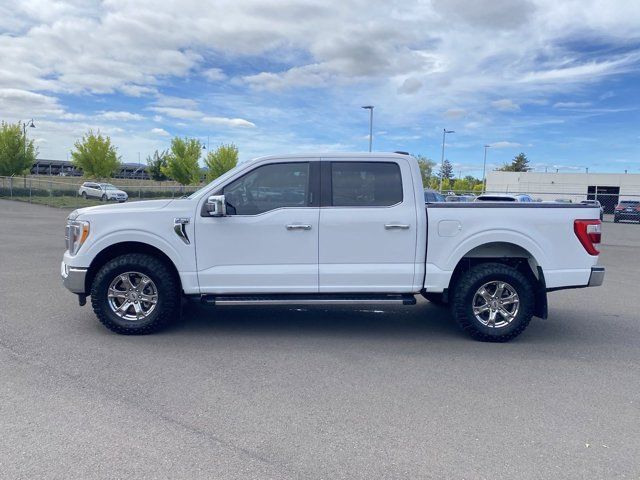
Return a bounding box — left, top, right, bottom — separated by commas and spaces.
361, 106, 374, 152
482, 144, 491, 193
439, 128, 454, 192
22, 118, 35, 156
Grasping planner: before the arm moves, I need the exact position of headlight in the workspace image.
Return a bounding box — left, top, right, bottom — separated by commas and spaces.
65, 220, 90, 255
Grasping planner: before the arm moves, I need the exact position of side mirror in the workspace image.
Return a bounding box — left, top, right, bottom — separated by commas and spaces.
206, 195, 227, 217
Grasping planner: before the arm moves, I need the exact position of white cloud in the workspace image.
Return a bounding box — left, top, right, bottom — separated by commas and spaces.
398, 77, 423, 95
97, 111, 144, 121
553, 101, 591, 108
491, 99, 520, 111
490, 141, 522, 148
149, 106, 203, 119
202, 116, 256, 128
202, 68, 227, 81
150, 127, 170, 136
444, 108, 467, 119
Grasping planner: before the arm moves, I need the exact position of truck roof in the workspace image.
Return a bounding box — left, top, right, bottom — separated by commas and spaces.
250, 152, 415, 162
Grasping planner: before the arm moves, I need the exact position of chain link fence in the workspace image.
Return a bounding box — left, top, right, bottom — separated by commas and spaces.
0, 176, 202, 209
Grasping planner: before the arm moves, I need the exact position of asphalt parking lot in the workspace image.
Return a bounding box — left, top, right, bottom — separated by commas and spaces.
1, 199, 639, 479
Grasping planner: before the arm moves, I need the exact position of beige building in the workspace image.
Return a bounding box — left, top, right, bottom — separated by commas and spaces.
485, 171, 640, 213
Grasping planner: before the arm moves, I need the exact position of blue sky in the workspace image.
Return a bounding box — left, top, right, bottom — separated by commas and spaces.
1, 0, 639, 177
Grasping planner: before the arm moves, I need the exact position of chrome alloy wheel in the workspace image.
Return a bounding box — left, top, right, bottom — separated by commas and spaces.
472, 281, 520, 328
107, 272, 158, 321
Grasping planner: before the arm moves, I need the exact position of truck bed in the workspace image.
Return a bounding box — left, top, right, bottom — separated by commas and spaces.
424, 202, 601, 291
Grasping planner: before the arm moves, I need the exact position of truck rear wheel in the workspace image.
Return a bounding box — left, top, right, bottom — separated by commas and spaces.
450, 263, 534, 342
90, 253, 180, 335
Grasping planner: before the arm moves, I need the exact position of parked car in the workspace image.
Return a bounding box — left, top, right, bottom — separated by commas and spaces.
580, 200, 604, 220
78, 182, 128, 202
424, 189, 446, 203
445, 195, 474, 202
614, 200, 640, 223
62, 153, 604, 342
475, 193, 534, 202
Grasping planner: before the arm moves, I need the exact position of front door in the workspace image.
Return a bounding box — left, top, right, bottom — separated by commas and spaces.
318, 159, 418, 292
195, 161, 320, 294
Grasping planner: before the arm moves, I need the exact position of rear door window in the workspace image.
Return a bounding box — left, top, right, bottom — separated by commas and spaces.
330, 162, 402, 207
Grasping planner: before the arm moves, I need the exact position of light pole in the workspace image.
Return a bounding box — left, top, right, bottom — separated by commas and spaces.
482, 144, 491, 193
361, 106, 374, 152
22, 119, 35, 156
439, 129, 454, 192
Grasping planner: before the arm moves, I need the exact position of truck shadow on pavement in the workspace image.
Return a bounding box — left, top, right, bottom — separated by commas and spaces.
148, 299, 589, 346
166, 300, 463, 340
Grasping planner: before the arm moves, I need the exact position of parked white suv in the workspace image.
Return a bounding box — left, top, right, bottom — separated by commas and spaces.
62, 153, 604, 342
78, 182, 128, 202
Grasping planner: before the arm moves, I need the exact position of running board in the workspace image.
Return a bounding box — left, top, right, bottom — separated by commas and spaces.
201, 293, 417, 306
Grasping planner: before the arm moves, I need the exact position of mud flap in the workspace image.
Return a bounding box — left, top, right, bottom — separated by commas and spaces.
534, 266, 548, 319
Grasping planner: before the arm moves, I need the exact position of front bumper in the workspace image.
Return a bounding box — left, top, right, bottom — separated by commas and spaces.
61, 261, 87, 294
587, 266, 605, 287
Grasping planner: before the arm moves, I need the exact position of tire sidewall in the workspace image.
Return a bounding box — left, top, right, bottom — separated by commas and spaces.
456, 267, 534, 340
92, 256, 174, 333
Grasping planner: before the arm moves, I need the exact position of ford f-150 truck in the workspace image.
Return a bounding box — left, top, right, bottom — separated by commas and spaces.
61, 153, 605, 342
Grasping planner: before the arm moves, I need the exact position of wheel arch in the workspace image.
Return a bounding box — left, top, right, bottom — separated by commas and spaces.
85, 241, 182, 294
446, 241, 548, 319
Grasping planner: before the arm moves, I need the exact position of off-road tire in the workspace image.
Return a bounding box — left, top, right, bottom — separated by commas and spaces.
101, 194, 107, 202
423, 292, 447, 306
90, 253, 180, 335
81, 191, 87, 199
450, 262, 534, 342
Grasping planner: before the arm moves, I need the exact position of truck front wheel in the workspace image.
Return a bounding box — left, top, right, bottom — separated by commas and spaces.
90, 253, 180, 335
450, 263, 534, 342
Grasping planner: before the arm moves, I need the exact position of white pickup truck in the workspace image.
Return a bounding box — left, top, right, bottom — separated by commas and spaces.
61, 153, 604, 342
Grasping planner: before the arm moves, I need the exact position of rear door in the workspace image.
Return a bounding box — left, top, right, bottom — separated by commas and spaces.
318, 158, 418, 292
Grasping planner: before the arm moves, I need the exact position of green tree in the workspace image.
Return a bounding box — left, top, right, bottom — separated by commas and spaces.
0, 121, 37, 176
71, 130, 120, 179
415, 155, 436, 187
452, 176, 481, 193
162, 137, 202, 185
205, 143, 238, 182
498, 152, 530, 172
438, 158, 454, 181
146, 149, 169, 181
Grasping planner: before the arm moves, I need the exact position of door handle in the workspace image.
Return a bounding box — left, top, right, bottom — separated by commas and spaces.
385, 224, 410, 230
286, 224, 312, 230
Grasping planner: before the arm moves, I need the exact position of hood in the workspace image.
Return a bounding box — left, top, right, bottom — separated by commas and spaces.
107, 189, 127, 195
70, 199, 174, 219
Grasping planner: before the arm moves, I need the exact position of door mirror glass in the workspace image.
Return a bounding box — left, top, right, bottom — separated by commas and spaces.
206, 195, 227, 217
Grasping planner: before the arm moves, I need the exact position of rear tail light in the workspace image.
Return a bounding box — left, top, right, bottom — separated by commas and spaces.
574, 219, 601, 256
636, 207, 640, 212
615, 206, 624, 211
